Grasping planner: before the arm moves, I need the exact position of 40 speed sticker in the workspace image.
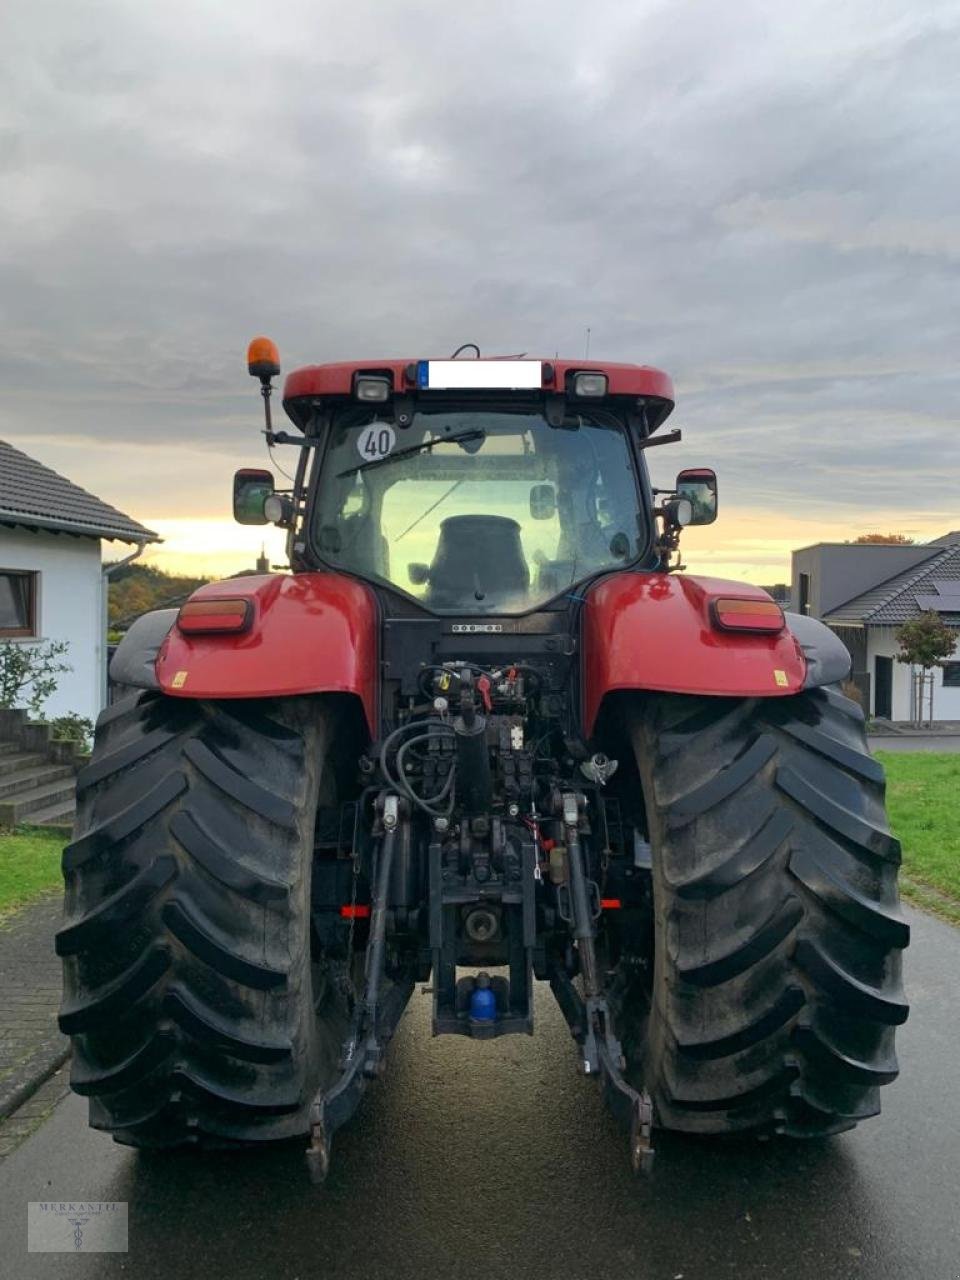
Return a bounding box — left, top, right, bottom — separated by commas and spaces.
356, 424, 397, 461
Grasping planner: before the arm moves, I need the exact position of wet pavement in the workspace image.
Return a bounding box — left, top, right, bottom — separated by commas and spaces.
0, 905, 957, 1280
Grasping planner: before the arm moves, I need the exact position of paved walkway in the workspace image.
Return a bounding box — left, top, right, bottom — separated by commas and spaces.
0, 896, 68, 1120
869, 734, 960, 753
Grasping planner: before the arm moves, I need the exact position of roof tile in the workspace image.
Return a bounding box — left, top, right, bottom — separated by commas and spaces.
0, 440, 157, 543
825, 544, 960, 625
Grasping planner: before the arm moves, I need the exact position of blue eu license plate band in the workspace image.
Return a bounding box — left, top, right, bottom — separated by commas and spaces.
416, 360, 543, 390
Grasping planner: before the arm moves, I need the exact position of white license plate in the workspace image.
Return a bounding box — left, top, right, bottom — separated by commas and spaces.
418, 360, 543, 390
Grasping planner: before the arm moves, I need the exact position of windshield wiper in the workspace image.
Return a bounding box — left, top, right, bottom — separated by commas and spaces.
336, 429, 485, 478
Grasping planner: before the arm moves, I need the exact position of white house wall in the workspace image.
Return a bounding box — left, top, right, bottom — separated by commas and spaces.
867, 625, 960, 722
0, 529, 102, 722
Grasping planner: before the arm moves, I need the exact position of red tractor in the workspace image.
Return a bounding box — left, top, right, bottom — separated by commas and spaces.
58, 342, 908, 1178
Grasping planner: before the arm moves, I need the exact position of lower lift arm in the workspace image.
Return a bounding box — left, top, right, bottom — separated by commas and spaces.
557, 791, 655, 1174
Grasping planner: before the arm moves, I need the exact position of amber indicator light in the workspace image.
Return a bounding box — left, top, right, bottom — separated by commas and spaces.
711, 598, 785, 633
177, 598, 252, 634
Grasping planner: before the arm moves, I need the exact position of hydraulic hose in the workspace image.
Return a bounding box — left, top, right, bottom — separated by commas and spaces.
379, 720, 456, 817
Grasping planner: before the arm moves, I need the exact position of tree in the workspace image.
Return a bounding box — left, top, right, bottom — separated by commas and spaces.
853, 533, 915, 544
895, 612, 957, 726
107, 564, 210, 629
0, 640, 71, 717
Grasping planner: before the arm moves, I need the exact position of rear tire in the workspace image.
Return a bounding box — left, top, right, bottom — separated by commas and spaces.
620, 685, 909, 1137
58, 691, 346, 1147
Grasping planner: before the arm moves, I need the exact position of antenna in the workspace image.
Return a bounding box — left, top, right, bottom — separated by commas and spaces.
584, 327, 591, 359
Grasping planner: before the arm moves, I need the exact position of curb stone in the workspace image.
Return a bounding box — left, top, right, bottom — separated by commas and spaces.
0, 896, 68, 1121
0, 1038, 70, 1120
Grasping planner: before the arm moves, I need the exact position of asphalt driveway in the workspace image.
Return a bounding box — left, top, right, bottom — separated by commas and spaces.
0, 904, 956, 1280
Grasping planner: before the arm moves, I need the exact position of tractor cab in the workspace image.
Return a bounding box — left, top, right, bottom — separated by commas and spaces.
234, 349, 715, 615
310, 402, 649, 613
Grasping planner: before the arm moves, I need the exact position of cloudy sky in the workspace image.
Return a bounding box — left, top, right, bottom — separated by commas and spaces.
2, 0, 958, 581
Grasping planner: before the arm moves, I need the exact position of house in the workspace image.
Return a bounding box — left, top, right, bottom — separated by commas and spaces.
758, 582, 790, 606
790, 533, 960, 721
0, 441, 158, 723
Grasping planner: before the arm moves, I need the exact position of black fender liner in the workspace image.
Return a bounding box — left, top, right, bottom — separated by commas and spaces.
784, 612, 852, 690
109, 609, 176, 691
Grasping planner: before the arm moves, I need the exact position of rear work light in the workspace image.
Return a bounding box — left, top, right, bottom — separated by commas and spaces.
573, 371, 608, 397
354, 374, 392, 402
177, 598, 252, 635
711, 597, 785, 633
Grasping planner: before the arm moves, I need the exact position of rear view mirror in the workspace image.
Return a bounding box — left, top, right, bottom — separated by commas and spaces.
233, 468, 275, 525
408, 563, 430, 586
675, 468, 718, 525
529, 484, 556, 520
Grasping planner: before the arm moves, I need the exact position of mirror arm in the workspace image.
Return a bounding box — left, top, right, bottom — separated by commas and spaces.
264, 430, 322, 447
636, 428, 682, 451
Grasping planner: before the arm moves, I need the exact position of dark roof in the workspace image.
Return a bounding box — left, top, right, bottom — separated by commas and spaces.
825, 542, 960, 626
0, 441, 158, 543
929, 530, 960, 546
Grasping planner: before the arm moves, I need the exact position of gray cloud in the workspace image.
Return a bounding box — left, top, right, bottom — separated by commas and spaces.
0, 0, 958, 563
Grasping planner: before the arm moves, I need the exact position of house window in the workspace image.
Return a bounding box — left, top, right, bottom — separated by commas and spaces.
0, 571, 38, 638
944, 663, 960, 689
798, 572, 811, 616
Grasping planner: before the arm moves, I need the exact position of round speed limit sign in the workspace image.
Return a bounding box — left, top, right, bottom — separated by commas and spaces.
356, 424, 397, 461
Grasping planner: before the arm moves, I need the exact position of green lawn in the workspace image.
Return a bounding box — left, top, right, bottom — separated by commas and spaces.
876, 752, 960, 925
0, 829, 64, 922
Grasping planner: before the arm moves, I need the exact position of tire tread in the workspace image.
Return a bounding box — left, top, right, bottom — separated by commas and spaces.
623, 684, 908, 1138
59, 691, 339, 1147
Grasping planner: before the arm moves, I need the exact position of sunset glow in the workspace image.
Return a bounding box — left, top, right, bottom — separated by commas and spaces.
136, 508, 956, 585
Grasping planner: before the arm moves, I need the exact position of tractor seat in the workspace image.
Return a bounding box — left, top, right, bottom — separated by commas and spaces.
426, 515, 530, 609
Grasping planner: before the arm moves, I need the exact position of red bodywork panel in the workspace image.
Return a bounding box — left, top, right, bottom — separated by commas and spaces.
156, 571, 804, 739
581, 573, 806, 735
155, 574, 378, 733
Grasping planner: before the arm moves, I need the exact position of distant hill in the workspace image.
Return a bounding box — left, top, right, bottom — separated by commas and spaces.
107, 563, 211, 629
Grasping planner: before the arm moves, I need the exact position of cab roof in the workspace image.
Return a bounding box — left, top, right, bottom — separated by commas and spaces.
282, 358, 675, 433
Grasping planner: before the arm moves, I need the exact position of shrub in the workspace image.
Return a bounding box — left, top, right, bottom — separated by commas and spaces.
48, 713, 95, 752
0, 639, 71, 718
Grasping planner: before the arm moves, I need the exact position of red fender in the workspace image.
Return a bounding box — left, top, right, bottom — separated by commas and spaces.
582, 573, 806, 735
155, 573, 378, 733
